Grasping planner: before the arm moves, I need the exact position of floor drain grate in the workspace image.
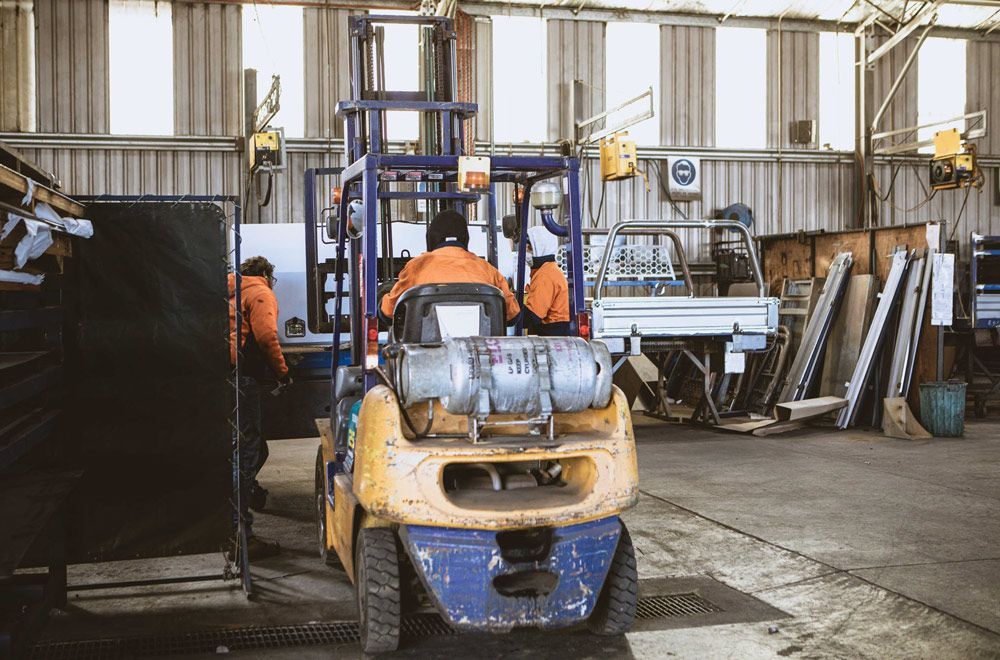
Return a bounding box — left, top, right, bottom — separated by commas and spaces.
31, 593, 722, 658
30, 615, 452, 659
636, 592, 723, 620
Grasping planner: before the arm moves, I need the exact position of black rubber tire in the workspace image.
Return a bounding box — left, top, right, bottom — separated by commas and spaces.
315, 447, 341, 568
355, 527, 402, 654
587, 520, 638, 636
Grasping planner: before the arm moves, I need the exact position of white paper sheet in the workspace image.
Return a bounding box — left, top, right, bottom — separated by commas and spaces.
931, 252, 955, 326
436, 305, 479, 338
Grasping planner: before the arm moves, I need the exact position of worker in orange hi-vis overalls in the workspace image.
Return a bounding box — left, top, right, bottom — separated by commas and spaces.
380, 210, 520, 322
523, 226, 570, 336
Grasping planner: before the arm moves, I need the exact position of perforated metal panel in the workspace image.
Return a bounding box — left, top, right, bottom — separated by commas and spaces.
556, 244, 676, 281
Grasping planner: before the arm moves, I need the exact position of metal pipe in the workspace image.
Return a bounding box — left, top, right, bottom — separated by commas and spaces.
662, 230, 695, 296
467, 463, 503, 491
593, 220, 764, 299
539, 209, 568, 237
871, 18, 934, 131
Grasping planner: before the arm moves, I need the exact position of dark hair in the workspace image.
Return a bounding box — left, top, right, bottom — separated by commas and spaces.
239, 256, 275, 280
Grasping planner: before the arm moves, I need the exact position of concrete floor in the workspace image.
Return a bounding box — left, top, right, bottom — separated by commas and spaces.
38, 417, 1000, 659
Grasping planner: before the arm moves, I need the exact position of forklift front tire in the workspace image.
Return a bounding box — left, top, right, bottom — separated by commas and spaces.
356, 527, 402, 654
587, 520, 638, 636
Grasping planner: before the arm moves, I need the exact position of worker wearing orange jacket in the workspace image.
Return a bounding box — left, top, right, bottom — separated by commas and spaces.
228, 256, 289, 559
380, 210, 520, 322
523, 226, 570, 336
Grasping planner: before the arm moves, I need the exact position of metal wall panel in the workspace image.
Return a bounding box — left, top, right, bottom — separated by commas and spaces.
173, 2, 242, 136
16, 146, 242, 199
546, 19, 604, 141
660, 24, 714, 147
871, 34, 919, 134
12, 4, 996, 270
303, 6, 353, 139
0, 1, 34, 132
473, 15, 492, 143
767, 29, 819, 148
967, 40, 999, 156
34, 0, 108, 133
873, 160, 998, 262
256, 149, 344, 224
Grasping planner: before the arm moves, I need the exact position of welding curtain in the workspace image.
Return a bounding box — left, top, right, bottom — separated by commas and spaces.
65, 201, 232, 562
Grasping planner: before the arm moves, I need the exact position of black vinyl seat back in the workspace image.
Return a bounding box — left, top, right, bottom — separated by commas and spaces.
391, 283, 506, 343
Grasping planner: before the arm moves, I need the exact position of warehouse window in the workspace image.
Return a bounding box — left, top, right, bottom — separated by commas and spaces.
605, 22, 660, 145
243, 4, 305, 137
715, 27, 766, 149
378, 10, 420, 140
917, 37, 967, 152
492, 16, 546, 143
818, 32, 855, 150
109, 0, 173, 135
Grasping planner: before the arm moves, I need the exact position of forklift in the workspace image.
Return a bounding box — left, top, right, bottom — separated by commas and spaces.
312, 15, 640, 653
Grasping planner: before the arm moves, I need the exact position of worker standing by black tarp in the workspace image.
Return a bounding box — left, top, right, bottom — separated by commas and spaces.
228, 256, 290, 559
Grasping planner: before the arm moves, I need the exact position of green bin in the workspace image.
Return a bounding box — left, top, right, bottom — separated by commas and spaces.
918, 381, 967, 437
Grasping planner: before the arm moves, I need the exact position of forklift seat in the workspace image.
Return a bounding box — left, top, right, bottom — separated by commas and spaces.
392, 283, 507, 343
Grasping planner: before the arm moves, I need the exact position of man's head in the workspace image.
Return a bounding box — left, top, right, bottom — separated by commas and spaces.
240, 256, 276, 288
426, 210, 470, 251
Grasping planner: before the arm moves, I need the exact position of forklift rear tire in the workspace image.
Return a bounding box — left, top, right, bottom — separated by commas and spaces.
315, 447, 341, 568
587, 520, 638, 636
356, 527, 402, 654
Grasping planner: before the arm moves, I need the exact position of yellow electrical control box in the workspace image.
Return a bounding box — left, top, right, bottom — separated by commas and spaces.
600, 132, 638, 182
249, 129, 285, 172
929, 128, 979, 191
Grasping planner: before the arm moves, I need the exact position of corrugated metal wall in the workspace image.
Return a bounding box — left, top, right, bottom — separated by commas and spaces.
173, 2, 241, 136
303, 6, 352, 139
14, 146, 241, 196
967, 40, 1000, 155
0, 1, 34, 132
660, 25, 714, 147
4, 3, 997, 250
34, 0, 108, 133
767, 29, 818, 148
473, 16, 491, 142
872, 35, 920, 134
546, 19, 604, 141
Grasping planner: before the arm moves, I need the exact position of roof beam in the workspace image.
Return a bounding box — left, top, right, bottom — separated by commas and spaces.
866, 0, 945, 65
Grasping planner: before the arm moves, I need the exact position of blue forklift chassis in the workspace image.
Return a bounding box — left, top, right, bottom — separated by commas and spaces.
400, 517, 622, 631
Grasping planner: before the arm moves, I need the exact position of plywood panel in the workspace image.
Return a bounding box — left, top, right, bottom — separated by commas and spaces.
814, 230, 870, 277
872, 224, 931, 283
761, 236, 812, 297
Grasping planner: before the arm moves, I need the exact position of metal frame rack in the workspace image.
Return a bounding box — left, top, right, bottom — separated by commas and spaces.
971, 233, 1000, 329
585, 219, 778, 425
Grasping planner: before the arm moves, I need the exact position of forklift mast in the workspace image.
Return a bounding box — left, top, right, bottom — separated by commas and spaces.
346, 15, 462, 160
311, 14, 587, 395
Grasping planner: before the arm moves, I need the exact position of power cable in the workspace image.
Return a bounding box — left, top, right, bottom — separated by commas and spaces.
650, 160, 688, 220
